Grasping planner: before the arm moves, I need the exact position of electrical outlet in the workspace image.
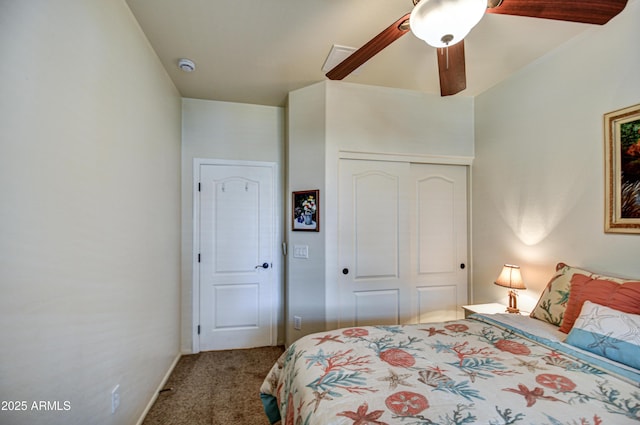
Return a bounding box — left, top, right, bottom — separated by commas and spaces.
111, 384, 120, 414
293, 316, 302, 330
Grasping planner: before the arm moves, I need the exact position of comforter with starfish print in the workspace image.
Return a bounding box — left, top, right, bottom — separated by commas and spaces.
260, 315, 640, 425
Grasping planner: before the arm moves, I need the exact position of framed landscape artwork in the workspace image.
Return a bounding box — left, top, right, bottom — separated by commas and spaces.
292, 190, 319, 232
604, 103, 640, 233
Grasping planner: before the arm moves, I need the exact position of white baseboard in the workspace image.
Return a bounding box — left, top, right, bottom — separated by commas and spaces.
135, 353, 182, 425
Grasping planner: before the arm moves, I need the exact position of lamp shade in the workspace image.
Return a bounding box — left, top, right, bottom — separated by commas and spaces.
494, 264, 526, 290
410, 0, 486, 48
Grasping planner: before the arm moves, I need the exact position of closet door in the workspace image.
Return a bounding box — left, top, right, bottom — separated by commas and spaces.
338, 159, 410, 327
409, 163, 468, 323
338, 159, 468, 328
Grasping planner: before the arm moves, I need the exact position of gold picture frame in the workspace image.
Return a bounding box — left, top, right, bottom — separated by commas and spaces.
604, 103, 640, 233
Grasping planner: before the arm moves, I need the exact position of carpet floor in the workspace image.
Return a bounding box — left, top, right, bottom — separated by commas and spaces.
142, 346, 285, 425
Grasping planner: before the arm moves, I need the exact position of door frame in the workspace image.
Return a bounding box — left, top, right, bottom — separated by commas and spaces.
192, 158, 279, 353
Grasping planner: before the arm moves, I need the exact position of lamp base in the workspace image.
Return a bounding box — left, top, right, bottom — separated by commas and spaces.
507, 289, 520, 314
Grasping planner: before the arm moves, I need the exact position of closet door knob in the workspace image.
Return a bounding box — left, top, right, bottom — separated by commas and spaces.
342, 268, 349, 275
460, 263, 466, 269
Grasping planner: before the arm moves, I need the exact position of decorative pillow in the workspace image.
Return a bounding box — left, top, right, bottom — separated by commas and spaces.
565, 301, 640, 370
529, 263, 594, 326
558, 274, 640, 333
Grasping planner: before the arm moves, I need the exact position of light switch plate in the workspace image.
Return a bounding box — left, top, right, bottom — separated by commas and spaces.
293, 245, 309, 259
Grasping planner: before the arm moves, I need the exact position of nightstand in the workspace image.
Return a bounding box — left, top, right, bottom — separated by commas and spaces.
462, 303, 529, 318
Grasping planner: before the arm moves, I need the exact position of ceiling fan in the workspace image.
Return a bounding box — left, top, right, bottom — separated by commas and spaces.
325, 0, 628, 96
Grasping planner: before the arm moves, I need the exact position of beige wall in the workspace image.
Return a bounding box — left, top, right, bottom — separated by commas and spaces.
0, 1, 182, 424
473, 0, 640, 311
181, 98, 285, 352
286, 83, 329, 344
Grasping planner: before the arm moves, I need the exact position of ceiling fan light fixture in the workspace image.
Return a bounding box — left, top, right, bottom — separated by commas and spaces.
410, 0, 486, 48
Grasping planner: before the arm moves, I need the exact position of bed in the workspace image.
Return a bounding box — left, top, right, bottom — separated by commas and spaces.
260, 263, 640, 424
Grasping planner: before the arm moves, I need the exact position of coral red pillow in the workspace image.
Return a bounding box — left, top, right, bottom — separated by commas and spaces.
559, 274, 640, 333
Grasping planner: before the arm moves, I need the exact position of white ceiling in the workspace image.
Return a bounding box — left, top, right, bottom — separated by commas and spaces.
125, 0, 598, 107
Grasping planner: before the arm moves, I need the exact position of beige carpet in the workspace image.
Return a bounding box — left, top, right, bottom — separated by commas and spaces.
142, 346, 285, 425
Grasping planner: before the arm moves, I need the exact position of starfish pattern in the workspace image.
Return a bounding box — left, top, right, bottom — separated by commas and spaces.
587, 332, 619, 357
337, 402, 388, 425
578, 304, 617, 333
420, 326, 448, 337
313, 334, 345, 345
503, 384, 563, 407
309, 390, 333, 412
616, 313, 640, 343
378, 369, 413, 390
515, 358, 547, 373
305, 348, 332, 369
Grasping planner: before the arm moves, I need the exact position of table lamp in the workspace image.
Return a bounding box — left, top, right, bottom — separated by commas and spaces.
494, 264, 526, 314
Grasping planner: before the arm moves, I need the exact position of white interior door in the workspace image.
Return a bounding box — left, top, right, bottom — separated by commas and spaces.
409, 163, 468, 323
338, 160, 411, 327
198, 163, 275, 351
338, 159, 467, 327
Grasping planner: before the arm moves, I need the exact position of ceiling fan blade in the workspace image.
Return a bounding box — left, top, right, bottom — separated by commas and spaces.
326, 13, 411, 80
437, 40, 466, 96
486, 0, 628, 25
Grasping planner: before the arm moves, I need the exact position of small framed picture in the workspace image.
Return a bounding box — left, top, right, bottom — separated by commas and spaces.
604, 103, 640, 233
292, 190, 319, 232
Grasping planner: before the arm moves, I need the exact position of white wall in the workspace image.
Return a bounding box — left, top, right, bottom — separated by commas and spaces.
286, 81, 474, 345
325, 81, 475, 157
473, 0, 640, 311
0, 1, 182, 424
181, 98, 285, 352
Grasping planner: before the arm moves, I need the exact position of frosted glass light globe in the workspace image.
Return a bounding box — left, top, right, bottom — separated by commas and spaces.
410, 0, 486, 48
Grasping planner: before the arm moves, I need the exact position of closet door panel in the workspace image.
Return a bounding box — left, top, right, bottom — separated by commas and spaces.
353, 171, 399, 279
416, 176, 456, 274
338, 159, 409, 327
410, 163, 468, 321
417, 285, 458, 323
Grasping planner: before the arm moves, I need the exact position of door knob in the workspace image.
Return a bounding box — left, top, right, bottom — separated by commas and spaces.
255, 263, 270, 269
342, 268, 349, 275
460, 263, 466, 269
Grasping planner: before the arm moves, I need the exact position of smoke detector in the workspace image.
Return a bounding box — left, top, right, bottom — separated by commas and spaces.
178, 58, 196, 72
